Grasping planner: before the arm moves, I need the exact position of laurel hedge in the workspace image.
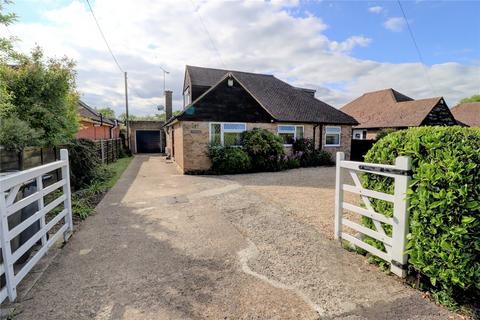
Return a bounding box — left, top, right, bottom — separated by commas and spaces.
363, 126, 480, 292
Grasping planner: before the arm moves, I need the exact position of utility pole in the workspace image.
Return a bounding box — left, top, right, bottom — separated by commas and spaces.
124, 71, 130, 148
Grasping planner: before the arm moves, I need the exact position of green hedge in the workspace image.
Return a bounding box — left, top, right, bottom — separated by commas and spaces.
209, 145, 251, 174
241, 128, 285, 171
363, 126, 480, 292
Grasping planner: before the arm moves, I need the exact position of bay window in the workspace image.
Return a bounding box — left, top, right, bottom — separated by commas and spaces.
277, 125, 304, 145
209, 123, 246, 146
325, 126, 341, 146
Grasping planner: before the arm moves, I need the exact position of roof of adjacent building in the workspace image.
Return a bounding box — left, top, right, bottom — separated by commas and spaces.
340, 88, 445, 129
78, 100, 118, 126
450, 102, 480, 127
171, 65, 357, 125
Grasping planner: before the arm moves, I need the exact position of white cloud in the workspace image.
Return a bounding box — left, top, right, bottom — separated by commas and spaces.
384, 17, 407, 32
329, 36, 372, 53
368, 6, 383, 14
6, 0, 478, 116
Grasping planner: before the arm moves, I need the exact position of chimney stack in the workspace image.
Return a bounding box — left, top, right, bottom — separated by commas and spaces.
164, 90, 172, 121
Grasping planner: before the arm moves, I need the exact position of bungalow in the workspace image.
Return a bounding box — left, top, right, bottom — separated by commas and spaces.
341, 88, 457, 140
164, 65, 357, 173
77, 100, 120, 140
450, 102, 480, 127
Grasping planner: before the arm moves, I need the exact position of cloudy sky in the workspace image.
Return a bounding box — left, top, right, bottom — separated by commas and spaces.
2, 0, 479, 116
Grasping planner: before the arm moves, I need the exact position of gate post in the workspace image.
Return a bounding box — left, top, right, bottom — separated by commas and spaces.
334, 152, 345, 240
390, 156, 411, 277
0, 193, 17, 301
60, 149, 73, 242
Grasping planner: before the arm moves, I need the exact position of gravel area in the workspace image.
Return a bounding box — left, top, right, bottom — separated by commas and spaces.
226, 166, 358, 239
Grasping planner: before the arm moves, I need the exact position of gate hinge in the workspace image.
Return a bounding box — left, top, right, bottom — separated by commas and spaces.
391, 260, 408, 270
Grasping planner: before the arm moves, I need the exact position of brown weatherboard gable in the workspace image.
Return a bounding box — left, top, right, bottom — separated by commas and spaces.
420, 100, 457, 126
177, 76, 274, 123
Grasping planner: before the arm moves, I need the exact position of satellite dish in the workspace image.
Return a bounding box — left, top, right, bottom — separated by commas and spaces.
157, 105, 165, 111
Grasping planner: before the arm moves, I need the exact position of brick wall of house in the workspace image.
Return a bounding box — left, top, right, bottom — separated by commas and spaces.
321, 125, 352, 160
167, 121, 352, 173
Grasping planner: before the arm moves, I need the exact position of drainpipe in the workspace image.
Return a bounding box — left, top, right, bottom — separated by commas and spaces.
318, 124, 323, 151
313, 124, 321, 150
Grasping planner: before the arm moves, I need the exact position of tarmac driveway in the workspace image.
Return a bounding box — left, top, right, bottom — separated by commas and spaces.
13, 155, 454, 319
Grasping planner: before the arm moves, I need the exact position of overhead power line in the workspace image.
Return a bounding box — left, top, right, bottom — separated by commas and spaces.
85, 0, 124, 73
189, 0, 226, 67
397, 0, 437, 96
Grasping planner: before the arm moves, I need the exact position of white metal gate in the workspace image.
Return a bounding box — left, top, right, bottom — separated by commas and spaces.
0, 149, 73, 303
334, 152, 411, 277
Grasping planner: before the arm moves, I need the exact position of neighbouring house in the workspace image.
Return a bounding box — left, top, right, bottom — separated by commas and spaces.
341, 88, 458, 140
450, 102, 480, 127
77, 100, 121, 140
164, 65, 357, 173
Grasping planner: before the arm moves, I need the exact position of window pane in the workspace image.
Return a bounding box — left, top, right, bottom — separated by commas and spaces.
210, 123, 221, 145
326, 127, 341, 134
296, 126, 304, 139
224, 132, 242, 146
279, 132, 295, 145
223, 123, 246, 131
278, 125, 295, 132
325, 134, 340, 145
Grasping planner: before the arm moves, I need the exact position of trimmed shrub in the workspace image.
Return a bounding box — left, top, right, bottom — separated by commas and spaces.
66, 139, 101, 190
293, 138, 334, 166
209, 145, 251, 174
241, 128, 285, 171
363, 126, 480, 293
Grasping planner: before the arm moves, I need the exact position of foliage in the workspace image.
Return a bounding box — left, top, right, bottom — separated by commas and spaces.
66, 139, 101, 190
96, 107, 116, 119
375, 128, 396, 140
241, 128, 285, 171
119, 110, 181, 122
208, 145, 251, 174
459, 94, 480, 104
72, 157, 132, 219
292, 138, 334, 166
363, 127, 480, 295
280, 154, 301, 170
0, 116, 43, 151
0, 0, 17, 61
0, 46, 79, 148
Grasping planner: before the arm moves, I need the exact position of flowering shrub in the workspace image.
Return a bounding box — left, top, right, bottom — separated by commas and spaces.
293, 138, 333, 166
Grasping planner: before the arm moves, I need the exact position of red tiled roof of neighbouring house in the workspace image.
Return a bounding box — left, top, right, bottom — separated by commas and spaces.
340, 88, 446, 129
450, 102, 480, 127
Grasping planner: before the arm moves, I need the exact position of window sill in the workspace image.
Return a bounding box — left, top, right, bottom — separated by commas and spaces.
324, 144, 341, 147
283, 144, 293, 147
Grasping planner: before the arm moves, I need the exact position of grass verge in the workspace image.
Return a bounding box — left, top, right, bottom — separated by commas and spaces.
72, 157, 133, 220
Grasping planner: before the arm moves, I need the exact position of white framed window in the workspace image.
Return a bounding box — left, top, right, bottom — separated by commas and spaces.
325, 126, 341, 146
353, 129, 367, 140
277, 125, 304, 146
209, 122, 246, 146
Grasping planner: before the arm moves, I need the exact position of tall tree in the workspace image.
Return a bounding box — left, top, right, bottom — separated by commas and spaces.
96, 107, 116, 119
0, 44, 80, 151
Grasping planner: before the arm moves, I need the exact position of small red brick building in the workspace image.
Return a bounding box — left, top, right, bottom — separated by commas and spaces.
77, 100, 120, 140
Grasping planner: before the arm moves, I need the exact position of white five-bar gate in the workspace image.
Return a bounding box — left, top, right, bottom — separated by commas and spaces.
0, 149, 73, 303
334, 152, 411, 277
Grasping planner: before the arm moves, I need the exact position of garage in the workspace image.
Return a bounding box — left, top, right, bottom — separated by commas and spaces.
135, 130, 161, 153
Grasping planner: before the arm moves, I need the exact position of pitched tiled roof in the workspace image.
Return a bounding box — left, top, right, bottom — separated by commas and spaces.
341, 88, 443, 129
451, 102, 480, 127
182, 65, 357, 124
78, 100, 118, 126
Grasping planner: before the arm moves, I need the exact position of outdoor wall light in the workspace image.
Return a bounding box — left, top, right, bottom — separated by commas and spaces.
227, 78, 234, 87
